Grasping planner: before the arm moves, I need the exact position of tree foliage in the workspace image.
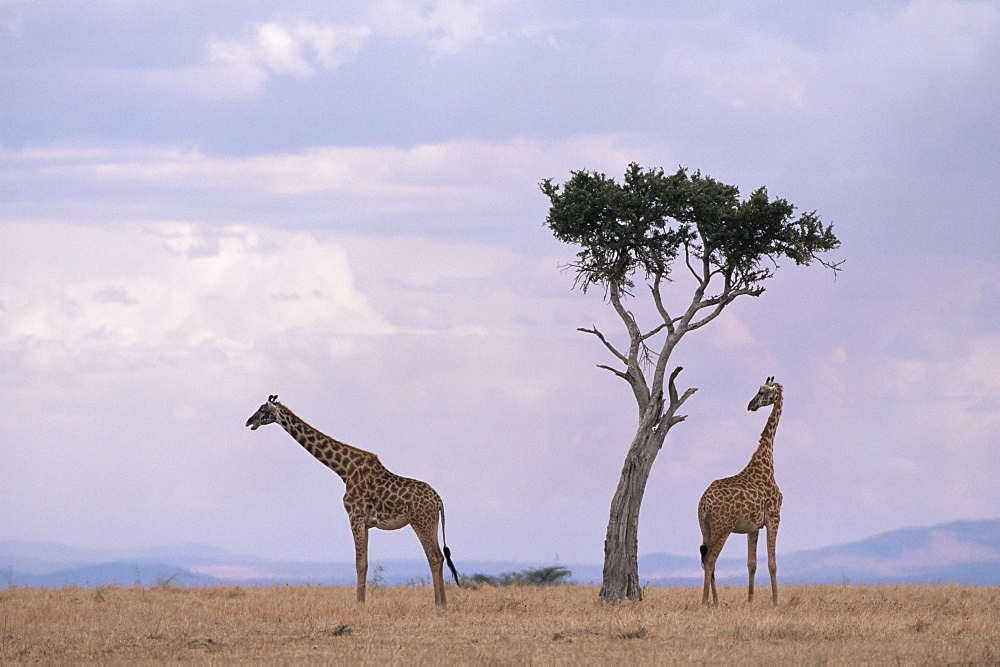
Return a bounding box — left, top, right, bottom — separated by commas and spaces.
540, 163, 841, 294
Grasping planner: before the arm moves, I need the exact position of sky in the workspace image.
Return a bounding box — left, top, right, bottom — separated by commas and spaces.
1, 0, 998, 567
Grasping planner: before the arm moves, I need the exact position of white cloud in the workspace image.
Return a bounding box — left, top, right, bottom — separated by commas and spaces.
658, 0, 999, 116
0, 134, 665, 234
99, 18, 370, 100
0, 222, 393, 372
372, 0, 490, 56
2, 134, 652, 192
247, 20, 370, 76
255, 22, 314, 75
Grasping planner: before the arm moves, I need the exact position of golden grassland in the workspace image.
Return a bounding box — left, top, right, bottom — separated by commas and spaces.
1, 583, 997, 664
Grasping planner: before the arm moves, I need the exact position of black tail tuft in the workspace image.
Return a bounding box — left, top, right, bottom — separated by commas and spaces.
443, 546, 460, 586
700, 544, 708, 565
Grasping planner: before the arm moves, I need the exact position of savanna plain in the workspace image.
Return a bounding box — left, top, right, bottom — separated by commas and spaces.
1, 583, 997, 664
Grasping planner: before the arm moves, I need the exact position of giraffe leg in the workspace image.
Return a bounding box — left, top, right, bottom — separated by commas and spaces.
351, 520, 369, 604
702, 533, 729, 606
412, 520, 446, 611
701, 553, 713, 606
747, 529, 759, 604
766, 517, 780, 606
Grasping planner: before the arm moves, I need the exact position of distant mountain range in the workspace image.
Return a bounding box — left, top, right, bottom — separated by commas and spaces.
2, 519, 997, 589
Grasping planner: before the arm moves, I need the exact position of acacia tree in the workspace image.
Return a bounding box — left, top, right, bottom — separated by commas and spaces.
540, 163, 841, 605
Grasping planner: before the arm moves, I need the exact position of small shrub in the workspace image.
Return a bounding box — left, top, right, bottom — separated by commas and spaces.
619, 627, 648, 640
467, 565, 572, 587
325, 624, 353, 637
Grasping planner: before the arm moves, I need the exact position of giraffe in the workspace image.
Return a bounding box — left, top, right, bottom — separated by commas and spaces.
245, 395, 460, 610
697, 377, 784, 606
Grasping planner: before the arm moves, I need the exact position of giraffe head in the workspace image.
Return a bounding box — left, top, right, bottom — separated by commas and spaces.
246, 394, 281, 430
747, 376, 780, 411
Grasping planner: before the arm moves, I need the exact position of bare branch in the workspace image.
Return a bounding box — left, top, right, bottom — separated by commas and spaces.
667, 393, 696, 427
659, 367, 698, 430
609, 285, 640, 338
648, 274, 677, 336
684, 243, 699, 282
609, 283, 645, 368
597, 364, 631, 382
687, 286, 763, 331
649, 258, 712, 392
608, 283, 654, 412
677, 386, 697, 406
640, 322, 670, 342
668, 365, 682, 405
816, 255, 845, 280
577, 326, 627, 363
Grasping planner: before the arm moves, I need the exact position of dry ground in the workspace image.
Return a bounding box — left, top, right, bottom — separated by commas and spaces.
1, 583, 997, 663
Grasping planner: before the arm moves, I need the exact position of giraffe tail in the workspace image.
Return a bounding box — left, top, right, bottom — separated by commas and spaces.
440, 505, 461, 586
700, 543, 708, 565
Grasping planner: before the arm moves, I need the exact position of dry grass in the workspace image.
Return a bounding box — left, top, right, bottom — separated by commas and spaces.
1, 583, 997, 663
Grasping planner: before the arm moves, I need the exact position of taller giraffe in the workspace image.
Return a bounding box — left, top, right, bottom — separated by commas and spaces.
246, 395, 460, 610
697, 377, 784, 606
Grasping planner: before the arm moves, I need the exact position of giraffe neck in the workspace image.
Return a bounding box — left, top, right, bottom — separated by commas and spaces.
274, 405, 369, 484
746, 391, 782, 477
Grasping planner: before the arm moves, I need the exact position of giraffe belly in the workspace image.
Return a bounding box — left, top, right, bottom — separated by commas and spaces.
732, 513, 763, 534
370, 515, 410, 531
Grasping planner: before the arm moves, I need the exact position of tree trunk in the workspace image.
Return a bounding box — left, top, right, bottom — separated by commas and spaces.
599, 401, 668, 604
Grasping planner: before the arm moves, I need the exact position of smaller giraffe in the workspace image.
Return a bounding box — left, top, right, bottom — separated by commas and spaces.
246, 395, 460, 610
698, 377, 784, 606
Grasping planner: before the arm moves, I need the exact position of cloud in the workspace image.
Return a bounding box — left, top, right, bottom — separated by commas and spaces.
0, 222, 393, 373
243, 20, 370, 75
372, 0, 490, 56
84, 2, 497, 100
0, 134, 665, 239
657, 0, 999, 116
99, 17, 370, 99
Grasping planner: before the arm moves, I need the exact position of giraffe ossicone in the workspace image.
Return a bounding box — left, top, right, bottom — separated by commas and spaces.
246, 395, 460, 610
697, 377, 784, 606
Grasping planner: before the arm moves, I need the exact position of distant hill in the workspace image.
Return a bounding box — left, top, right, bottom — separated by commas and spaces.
639, 518, 1000, 586
2, 519, 997, 588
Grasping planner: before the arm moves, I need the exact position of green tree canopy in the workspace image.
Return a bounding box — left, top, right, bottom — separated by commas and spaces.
541, 163, 840, 294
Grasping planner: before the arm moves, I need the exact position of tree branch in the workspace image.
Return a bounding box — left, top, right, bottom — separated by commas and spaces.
609, 284, 642, 359
597, 364, 631, 382
609, 283, 652, 413
687, 286, 763, 331
668, 365, 682, 405
577, 326, 627, 363
683, 242, 699, 283
816, 255, 845, 280
640, 322, 670, 343
648, 274, 677, 336
660, 366, 698, 429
